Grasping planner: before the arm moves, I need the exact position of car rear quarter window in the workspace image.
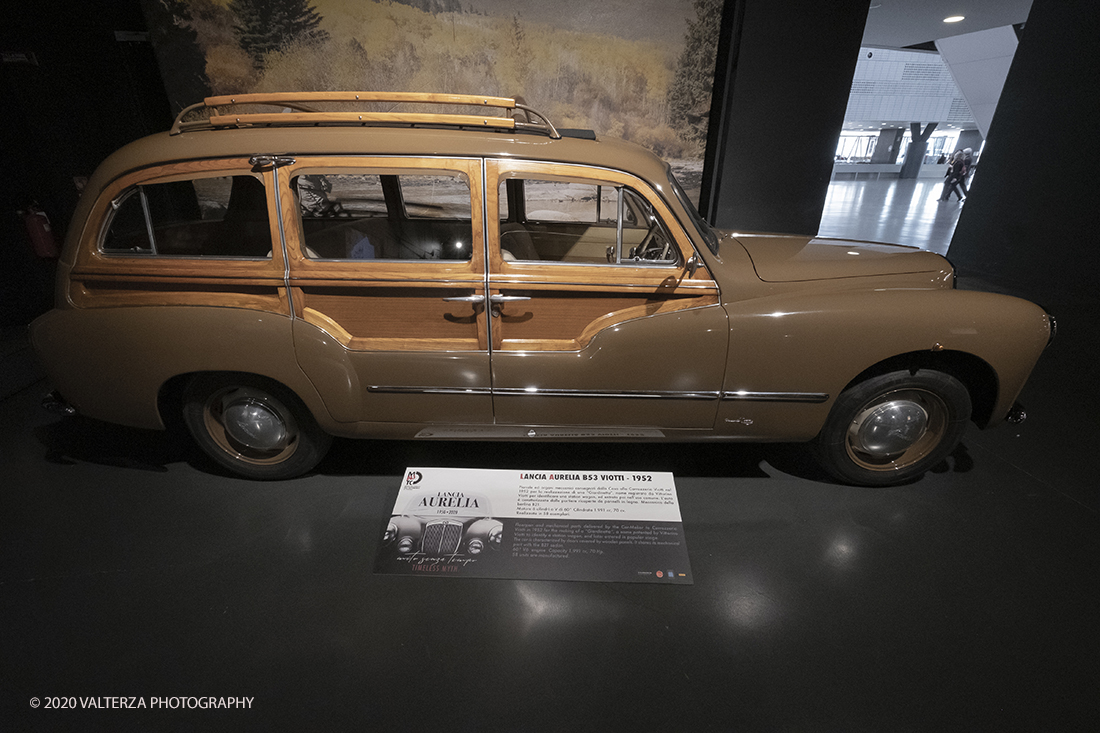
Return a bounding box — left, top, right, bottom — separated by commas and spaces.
101, 174, 272, 258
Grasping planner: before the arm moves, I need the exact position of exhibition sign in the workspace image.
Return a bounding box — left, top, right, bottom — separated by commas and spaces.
374, 468, 692, 584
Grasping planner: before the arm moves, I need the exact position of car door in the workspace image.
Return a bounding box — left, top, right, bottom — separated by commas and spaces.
485, 159, 728, 432
280, 157, 493, 426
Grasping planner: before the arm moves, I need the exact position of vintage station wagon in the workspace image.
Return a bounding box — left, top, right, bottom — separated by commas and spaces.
30, 92, 1055, 485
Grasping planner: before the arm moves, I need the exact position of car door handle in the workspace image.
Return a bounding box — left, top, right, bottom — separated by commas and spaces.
442, 294, 486, 304
488, 293, 531, 318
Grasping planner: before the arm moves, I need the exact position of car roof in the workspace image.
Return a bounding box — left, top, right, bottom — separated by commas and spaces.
86, 121, 673, 197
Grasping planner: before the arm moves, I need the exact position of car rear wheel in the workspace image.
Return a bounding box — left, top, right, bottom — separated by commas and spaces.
814, 369, 971, 486
182, 373, 332, 480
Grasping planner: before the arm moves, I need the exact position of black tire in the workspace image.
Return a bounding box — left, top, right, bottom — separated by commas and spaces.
182, 373, 332, 480
814, 369, 972, 486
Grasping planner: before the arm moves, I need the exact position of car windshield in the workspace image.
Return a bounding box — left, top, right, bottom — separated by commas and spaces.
668, 167, 719, 255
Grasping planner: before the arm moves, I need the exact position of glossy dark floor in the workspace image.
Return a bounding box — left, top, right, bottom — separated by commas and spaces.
3, 184, 1097, 730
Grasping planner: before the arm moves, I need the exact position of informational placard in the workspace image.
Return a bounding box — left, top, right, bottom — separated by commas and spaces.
374, 468, 692, 584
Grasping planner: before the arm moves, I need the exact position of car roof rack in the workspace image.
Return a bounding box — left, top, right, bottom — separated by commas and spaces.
170, 91, 563, 139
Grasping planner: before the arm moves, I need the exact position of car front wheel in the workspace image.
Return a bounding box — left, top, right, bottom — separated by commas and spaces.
182, 373, 332, 480
814, 369, 972, 486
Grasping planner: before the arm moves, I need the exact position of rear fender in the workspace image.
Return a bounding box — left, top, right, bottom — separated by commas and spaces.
31, 306, 325, 431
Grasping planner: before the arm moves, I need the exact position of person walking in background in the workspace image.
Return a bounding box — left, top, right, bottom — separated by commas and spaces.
940, 151, 966, 202
958, 147, 975, 198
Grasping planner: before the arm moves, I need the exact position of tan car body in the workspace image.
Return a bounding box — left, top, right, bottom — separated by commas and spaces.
30, 94, 1054, 482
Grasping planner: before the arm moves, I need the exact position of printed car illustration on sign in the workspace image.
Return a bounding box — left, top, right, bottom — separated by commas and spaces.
384, 491, 503, 557
30, 92, 1055, 485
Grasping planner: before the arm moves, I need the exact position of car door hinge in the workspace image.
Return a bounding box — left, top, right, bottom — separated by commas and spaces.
249, 154, 296, 170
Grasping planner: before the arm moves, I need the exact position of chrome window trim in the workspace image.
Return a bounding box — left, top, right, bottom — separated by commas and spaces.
137, 187, 159, 255
496, 258, 680, 269
487, 280, 717, 290
99, 187, 154, 256
272, 164, 295, 319
96, 254, 273, 261
481, 158, 494, 358
615, 185, 624, 262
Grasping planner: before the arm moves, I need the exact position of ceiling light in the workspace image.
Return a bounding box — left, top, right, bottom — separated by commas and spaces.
944, 15, 965, 23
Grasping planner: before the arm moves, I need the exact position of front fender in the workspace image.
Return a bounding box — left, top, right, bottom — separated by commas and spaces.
717, 287, 1052, 439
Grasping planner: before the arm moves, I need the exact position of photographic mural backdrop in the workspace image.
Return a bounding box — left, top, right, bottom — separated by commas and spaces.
140, 0, 722, 196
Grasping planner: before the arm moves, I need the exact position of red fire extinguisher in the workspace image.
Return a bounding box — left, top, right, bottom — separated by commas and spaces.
19, 202, 61, 259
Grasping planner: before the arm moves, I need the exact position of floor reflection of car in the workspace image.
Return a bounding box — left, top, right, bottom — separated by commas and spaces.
30, 92, 1055, 487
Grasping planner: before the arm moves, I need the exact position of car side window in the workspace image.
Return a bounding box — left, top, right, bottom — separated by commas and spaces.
498, 177, 677, 265
101, 174, 271, 258
296, 172, 473, 261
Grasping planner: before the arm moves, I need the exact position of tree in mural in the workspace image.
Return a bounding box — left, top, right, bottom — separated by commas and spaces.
393, 0, 464, 12
141, 0, 211, 111
667, 0, 724, 150
229, 0, 330, 70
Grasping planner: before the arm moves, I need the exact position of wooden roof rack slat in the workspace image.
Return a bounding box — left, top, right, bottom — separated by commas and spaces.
170, 91, 560, 139
205, 91, 518, 108
209, 112, 517, 130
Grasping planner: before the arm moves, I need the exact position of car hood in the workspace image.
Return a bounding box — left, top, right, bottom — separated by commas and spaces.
727, 233, 951, 283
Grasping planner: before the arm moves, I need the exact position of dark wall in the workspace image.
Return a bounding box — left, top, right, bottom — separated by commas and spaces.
0, 0, 171, 328
948, 0, 1100, 308
701, 0, 868, 235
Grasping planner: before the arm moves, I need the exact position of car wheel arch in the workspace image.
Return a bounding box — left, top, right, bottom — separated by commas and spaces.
158, 370, 330, 434
838, 349, 999, 428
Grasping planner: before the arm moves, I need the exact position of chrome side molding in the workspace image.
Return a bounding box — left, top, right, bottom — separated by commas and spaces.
367, 385, 831, 403
368, 385, 719, 400
722, 391, 830, 403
